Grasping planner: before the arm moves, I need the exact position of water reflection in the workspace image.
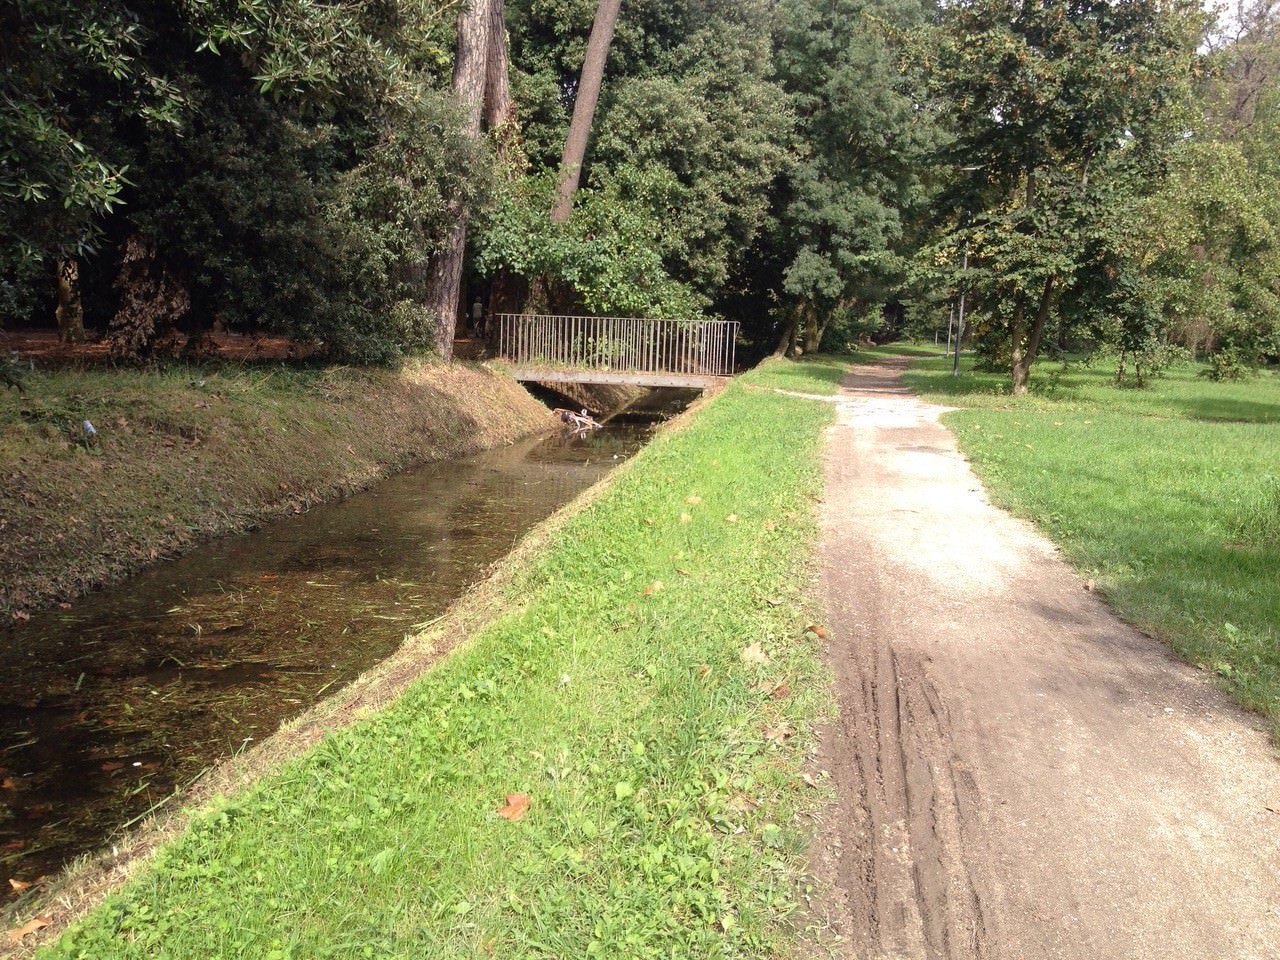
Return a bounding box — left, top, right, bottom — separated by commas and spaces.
0, 423, 648, 891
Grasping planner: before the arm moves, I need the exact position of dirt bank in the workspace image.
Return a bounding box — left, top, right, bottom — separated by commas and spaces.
0, 361, 554, 614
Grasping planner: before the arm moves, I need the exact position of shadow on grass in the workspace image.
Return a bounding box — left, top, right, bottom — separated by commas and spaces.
1167, 396, 1280, 425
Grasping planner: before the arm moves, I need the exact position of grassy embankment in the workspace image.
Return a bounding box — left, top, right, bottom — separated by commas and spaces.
900, 348, 1280, 734
32, 358, 843, 959
0, 361, 552, 614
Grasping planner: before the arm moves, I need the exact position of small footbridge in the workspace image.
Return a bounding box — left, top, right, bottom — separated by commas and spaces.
493, 314, 738, 389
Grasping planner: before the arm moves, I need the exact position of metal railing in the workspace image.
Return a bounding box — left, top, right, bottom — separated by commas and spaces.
493, 314, 738, 378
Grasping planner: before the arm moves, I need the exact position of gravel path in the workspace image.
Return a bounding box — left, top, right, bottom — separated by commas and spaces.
815, 355, 1280, 960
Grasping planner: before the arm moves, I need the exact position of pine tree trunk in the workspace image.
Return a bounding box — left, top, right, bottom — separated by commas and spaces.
55, 257, 85, 344
425, 0, 493, 361
550, 0, 622, 225
485, 0, 515, 134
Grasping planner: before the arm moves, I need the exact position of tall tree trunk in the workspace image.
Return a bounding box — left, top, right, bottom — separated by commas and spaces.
772, 320, 796, 358
55, 257, 85, 344
425, 0, 493, 361
485, 0, 515, 135
550, 0, 622, 225
1011, 274, 1056, 395
1009, 290, 1028, 394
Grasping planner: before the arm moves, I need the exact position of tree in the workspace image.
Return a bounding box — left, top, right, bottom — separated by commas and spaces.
774, 0, 935, 354
424, 0, 496, 361
917, 0, 1207, 393
551, 0, 623, 224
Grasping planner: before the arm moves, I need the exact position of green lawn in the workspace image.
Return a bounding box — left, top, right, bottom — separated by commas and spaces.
903, 349, 1280, 733
40, 359, 841, 959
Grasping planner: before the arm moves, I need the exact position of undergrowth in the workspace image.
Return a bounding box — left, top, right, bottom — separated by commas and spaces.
39, 358, 840, 959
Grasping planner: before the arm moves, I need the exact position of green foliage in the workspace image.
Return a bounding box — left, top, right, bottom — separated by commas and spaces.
2, 0, 477, 362
473, 168, 703, 319
500, 0, 794, 336
775, 0, 933, 343
912, 0, 1209, 387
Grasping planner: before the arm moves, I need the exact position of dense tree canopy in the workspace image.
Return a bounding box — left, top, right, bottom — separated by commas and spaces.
2, 0, 1276, 376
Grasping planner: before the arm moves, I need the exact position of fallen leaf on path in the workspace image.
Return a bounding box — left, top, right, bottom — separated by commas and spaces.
740, 643, 769, 666
7, 916, 49, 943
497, 794, 530, 821
1085, 580, 1096, 592
11, 611, 29, 622
100, 761, 124, 773
8, 879, 31, 892
800, 772, 819, 788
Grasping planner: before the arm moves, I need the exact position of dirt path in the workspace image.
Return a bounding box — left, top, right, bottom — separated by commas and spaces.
816, 356, 1280, 960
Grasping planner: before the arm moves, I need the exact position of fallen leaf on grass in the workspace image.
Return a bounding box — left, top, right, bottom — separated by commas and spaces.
10, 611, 29, 622
800, 773, 820, 789
100, 761, 124, 773
497, 793, 530, 821
765, 597, 784, 607
724, 513, 738, 523
674, 567, 690, 577
805, 624, 828, 638
686, 495, 702, 505
764, 722, 796, 745
642, 580, 664, 596
7, 916, 49, 943
8, 879, 31, 892
644, 517, 655, 526
769, 681, 791, 700
696, 664, 711, 677
740, 643, 769, 666
679, 512, 693, 525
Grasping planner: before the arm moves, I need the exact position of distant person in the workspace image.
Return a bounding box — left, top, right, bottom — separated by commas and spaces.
471, 297, 485, 337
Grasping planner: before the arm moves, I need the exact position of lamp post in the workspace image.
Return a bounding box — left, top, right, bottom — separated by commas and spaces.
952, 240, 968, 378
952, 165, 982, 378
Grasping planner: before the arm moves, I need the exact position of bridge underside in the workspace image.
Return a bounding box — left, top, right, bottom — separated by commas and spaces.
510, 368, 729, 389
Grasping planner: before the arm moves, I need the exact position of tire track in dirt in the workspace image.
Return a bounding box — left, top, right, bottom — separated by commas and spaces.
813, 355, 1280, 960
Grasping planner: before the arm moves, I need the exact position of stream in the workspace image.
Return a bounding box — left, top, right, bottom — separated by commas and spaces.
0, 414, 662, 896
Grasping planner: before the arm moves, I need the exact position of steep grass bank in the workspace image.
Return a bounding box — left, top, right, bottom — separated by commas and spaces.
0, 362, 554, 614
25, 358, 840, 959
900, 350, 1280, 734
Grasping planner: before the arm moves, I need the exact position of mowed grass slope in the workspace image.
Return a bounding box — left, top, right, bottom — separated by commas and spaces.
38, 360, 839, 960
903, 352, 1280, 732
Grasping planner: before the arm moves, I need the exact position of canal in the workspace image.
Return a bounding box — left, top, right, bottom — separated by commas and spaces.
0, 414, 661, 895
